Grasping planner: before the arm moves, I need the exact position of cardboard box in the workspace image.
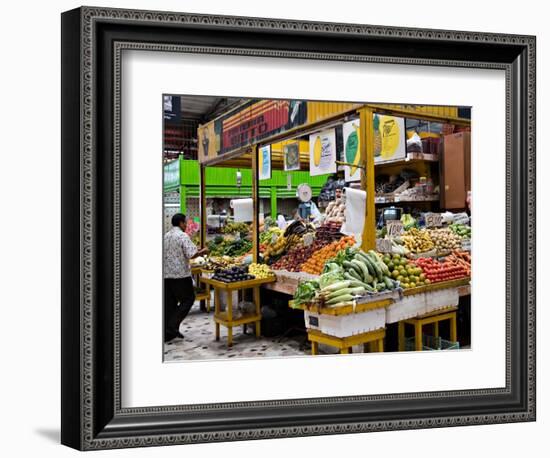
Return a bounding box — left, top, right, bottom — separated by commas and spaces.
440, 132, 470, 209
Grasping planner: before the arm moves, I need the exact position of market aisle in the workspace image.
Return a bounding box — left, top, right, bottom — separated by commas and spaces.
163, 304, 309, 361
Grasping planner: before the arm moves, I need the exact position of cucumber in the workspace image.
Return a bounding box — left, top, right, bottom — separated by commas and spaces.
320, 280, 350, 293
358, 253, 377, 277
346, 269, 362, 281
351, 259, 370, 282
348, 279, 370, 289
368, 257, 384, 281
343, 261, 362, 276
348, 286, 366, 295
326, 294, 354, 305
364, 283, 375, 292
327, 288, 353, 300
383, 276, 394, 290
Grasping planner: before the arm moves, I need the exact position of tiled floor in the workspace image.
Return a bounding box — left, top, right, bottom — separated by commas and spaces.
163, 303, 310, 362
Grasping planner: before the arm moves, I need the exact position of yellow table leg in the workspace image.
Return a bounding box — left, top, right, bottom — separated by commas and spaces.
434, 321, 439, 338
415, 322, 423, 351
311, 341, 318, 355
253, 286, 261, 338
398, 321, 405, 351
214, 288, 220, 341
227, 326, 233, 347
226, 290, 233, 347
450, 314, 457, 342
206, 284, 211, 313
377, 338, 384, 352
340, 347, 350, 354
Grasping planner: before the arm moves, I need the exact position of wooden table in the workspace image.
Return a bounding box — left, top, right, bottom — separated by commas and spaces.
308, 328, 386, 355
200, 276, 276, 347
398, 306, 458, 351
191, 266, 211, 312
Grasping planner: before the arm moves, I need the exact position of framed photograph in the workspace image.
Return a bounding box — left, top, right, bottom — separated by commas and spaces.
61, 6, 536, 451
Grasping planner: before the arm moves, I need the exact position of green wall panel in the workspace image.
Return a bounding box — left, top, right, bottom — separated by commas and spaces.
176, 158, 329, 190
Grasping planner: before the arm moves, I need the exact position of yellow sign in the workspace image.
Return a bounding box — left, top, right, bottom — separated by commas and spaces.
198, 121, 219, 163
373, 114, 406, 163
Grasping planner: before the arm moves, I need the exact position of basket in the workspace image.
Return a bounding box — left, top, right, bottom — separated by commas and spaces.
404, 335, 459, 351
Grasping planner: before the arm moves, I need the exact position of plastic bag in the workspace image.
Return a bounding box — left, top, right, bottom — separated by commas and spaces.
406, 132, 423, 152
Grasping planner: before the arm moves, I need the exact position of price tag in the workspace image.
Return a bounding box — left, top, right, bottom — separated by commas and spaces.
271, 233, 278, 244
376, 238, 393, 253
386, 220, 404, 237
303, 233, 314, 247
425, 213, 443, 228
461, 238, 471, 251
235, 232, 241, 241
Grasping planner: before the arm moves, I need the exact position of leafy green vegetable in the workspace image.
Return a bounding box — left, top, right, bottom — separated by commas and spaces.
319, 269, 344, 289
293, 280, 320, 306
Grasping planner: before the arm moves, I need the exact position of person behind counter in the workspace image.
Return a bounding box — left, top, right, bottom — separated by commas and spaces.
163, 213, 208, 342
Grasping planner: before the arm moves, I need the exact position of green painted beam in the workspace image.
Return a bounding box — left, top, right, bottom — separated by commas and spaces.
270, 187, 277, 217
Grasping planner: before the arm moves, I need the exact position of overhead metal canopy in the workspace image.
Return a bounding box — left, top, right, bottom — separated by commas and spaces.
178, 95, 245, 122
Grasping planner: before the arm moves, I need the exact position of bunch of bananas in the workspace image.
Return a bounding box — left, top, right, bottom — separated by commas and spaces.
400, 228, 434, 253
248, 263, 274, 279
263, 235, 287, 261
285, 233, 303, 251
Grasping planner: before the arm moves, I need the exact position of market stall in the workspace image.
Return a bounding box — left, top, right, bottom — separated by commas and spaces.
193, 99, 472, 354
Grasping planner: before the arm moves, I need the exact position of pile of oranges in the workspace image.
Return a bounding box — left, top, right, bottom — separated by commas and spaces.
301, 236, 356, 275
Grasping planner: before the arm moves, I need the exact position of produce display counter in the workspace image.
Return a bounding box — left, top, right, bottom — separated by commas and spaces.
290, 297, 393, 316
287, 277, 470, 354
401, 277, 470, 297
200, 276, 276, 347
265, 271, 470, 299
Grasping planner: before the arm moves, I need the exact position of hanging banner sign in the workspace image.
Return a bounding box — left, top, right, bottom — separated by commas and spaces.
342, 120, 362, 182
283, 142, 301, 171
258, 145, 272, 180
309, 129, 337, 176
373, 114, 406, 163
199, 99, 308, 164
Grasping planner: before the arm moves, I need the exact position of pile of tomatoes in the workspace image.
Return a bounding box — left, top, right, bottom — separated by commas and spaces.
414, 257, 469, 283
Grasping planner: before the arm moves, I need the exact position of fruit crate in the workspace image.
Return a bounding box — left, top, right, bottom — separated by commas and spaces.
404, 335, 459, 351
304, 307, 386, 338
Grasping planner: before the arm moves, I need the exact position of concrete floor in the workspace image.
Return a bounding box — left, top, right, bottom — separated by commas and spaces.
163, 303, 310, 362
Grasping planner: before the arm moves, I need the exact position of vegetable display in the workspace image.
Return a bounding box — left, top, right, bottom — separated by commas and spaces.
427, 228, 462, 253
207, 236, 252, 257
221, 221, 250, 235
293, 249, 399, 308
414, 257, 469, 283
449, 223, 471, 239
324, 199, 346, 223
292, 280, 320, 306
211, 266, 255, 283
248, 263, 274, 279
381, 253, 429, 289
400, 228, 434, 253
443, 250, 471, 276
301, 236, 356, 275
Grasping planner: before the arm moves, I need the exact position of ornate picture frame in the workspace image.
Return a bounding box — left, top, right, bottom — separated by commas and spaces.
61, 6, 536, 450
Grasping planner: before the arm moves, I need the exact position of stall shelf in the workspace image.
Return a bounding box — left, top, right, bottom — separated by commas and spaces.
200, 276, 276, 347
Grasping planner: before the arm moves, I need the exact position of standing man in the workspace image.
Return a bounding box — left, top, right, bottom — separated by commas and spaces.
164, 213, 208, 342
